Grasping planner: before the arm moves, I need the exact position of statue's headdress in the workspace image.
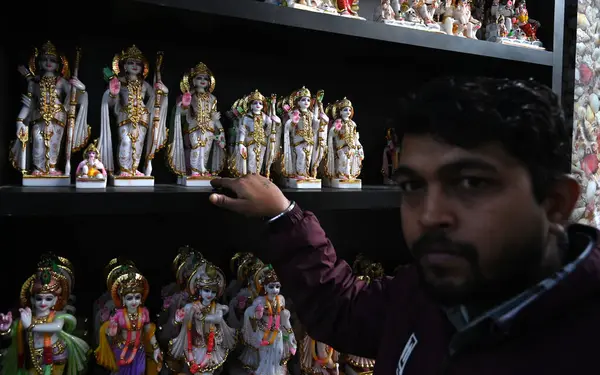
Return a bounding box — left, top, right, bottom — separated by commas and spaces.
21, 257, 69, 310
254, 264, 279, 295
181, 62, 216, 94
111, 45, 149, 78
28, 41, 70, 78
243, 90, 267, 113
188, 262, 226, 298
111, 272, 150, 307
331, 97, 354, 120
83, 139, 101, 159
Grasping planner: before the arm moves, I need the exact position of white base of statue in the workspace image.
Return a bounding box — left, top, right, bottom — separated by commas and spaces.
488, 36, 544, 50
283, 177, 321, 189
22, 175, 70, 187
323, 178, 362, 189
76, 177, 107, 189
110, 175, 154, 187
345, 364, 374, 375
382, 19, 443, 33
178, 175, 219, 187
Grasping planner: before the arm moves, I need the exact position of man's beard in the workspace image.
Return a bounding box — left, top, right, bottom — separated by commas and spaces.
411, 231, 546, 308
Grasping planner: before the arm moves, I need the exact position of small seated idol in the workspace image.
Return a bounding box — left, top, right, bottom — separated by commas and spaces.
439, 0, 481, 38
76, 139, 108, 189
227, 253, 265, 329
99, 45, 169, 187
95, 270, 163, 374
167, 62, 226, 186
230, 90, 281, 177
382, 127, 400, 185
169, 262, 237, 374
334, 0, 366, 19
280, 87, 327, 189
374, 0, 433, 31
238, 265, 297, 375
323, 97, 363, 189
0, 257, 90, 375
10, 41, 90, 186
93, 258, 139, 346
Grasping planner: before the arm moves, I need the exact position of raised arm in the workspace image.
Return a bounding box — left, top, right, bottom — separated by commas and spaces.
262, 204, 391, 358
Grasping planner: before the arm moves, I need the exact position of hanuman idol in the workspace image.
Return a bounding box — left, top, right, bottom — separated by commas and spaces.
0, 258, 90, 375
322, 97, 363, 189
169, 262, 238, 374
10, 41, 90, 187
167, 62, 226, 187
99, 45, 169, 187
95, 270, 163, 374
280, 87, 328, 189
229, 90, 282, 178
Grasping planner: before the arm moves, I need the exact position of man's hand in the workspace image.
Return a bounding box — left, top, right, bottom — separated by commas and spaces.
209, 174, 290, 217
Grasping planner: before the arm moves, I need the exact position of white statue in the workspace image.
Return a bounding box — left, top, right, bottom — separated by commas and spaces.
230, 90, 281, 177
323, 97, 364, 188
169, 262, 237, 374
167, 62, 226, 187
10, 41, 90, 186
413, 0, 442, 30
280, 87, 326, 188
75, 140, 107, 189
226, 253, 265, 330
239, 265, 297, 375
98, 45, 169, 187
439, 0, 480, 38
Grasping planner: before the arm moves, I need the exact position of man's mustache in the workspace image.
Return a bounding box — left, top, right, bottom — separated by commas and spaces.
411, 231, 478, 261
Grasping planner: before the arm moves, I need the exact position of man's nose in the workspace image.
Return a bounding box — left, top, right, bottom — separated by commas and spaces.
419, 188, 455, 230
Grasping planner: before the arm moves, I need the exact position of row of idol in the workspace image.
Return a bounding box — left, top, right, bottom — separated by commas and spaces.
263, 0, 544, 50
0, 248, 387, 375
12, 42, 366, 190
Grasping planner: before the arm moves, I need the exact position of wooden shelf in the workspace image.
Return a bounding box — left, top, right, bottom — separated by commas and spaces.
132, 0, 553, 66
0, 185, 402, 216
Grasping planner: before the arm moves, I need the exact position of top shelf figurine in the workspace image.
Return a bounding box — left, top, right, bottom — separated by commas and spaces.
98, 45, 169, 187
263, 0, 365, 19
10, 41, 91, 187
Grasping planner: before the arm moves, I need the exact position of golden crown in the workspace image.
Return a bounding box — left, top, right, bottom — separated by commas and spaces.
336, 97, 353, 110
41, 41, 58, 57
191, 62, 213, 78
121, 45, 145, 61
111, 272, 149, 307
294, 86, 311, 100
195, 264, 220, 289
83, 139, 101, 158
255, 265, 279, 290
247, 89, 266, 103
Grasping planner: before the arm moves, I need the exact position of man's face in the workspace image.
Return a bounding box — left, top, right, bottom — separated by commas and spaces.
396, 135, 550, 306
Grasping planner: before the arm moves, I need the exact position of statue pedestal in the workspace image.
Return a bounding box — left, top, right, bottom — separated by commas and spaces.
488, 36, 545, 50
381, 19, 442, 33
23, 175, 70, 187
283, 177, 321, 189
178, 175, 218, 187
323, 178, 362, 189
76, 177, 107, 189
110, 175, 154, 187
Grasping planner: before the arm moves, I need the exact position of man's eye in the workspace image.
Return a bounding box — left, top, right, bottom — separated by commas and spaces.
456, 177, 491, 190
398, 181, 424, 193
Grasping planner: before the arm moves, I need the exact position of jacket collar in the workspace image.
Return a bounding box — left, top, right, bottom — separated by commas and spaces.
446, 224, 600, 356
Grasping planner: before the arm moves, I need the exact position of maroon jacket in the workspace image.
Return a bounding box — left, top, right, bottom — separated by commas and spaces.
262, 204, 600, 374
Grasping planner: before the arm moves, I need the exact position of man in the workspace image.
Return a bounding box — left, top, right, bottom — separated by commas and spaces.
209, 77, 600, 374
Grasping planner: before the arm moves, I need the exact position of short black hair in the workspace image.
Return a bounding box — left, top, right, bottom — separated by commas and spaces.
399, 76, 570, 202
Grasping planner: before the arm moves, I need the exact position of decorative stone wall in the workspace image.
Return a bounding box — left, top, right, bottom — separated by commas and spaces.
572, 0, 599, 226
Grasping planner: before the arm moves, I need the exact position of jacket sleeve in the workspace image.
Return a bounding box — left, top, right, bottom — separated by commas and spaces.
261, 203, 393, 358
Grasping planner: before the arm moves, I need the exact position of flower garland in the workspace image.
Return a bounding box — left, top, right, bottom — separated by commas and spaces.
261, 295, 281, 346
187, 301, 216, 374
117, 307, 143, 366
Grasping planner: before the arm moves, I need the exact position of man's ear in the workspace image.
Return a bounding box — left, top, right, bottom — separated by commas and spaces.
544, 175, 581, 229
